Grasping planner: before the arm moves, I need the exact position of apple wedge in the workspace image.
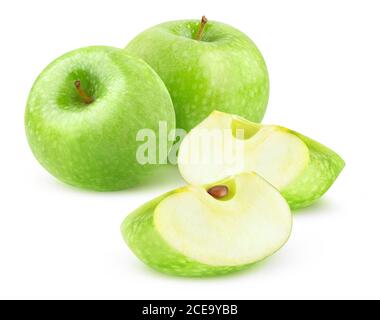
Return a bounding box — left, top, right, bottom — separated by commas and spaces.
121, 172, 292, 277
178, 111, 345, 209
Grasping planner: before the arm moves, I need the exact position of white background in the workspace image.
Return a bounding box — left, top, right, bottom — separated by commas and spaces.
0, 0, 379, 300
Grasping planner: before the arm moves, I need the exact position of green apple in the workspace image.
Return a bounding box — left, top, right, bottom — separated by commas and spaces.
125, 17, 269, 131
25, 46, 175, 191
178, 111, 345, 210
121, 172, 292, 277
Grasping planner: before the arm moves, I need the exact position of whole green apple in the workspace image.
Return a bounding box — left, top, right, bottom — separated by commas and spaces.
178, 111, 345, 209
125, 17, 269, 131
122, 172, 292, 277
25, 46, 175, 191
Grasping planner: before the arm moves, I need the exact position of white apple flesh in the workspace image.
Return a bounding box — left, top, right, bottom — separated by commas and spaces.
178, 111, 345, 209
121, 172, 292, 277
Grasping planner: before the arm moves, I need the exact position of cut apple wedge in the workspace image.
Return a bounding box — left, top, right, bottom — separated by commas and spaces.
121, 172, 292, 277
178, 111, 345, 209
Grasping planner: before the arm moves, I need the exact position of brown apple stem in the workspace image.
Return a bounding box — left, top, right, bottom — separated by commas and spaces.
195, 16, 208, 41
74, 80, 93, 104
207, 185, 229, 199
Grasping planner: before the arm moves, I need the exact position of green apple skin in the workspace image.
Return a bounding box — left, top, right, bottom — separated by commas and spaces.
25, 46, 175, 191
121, 192, 248, 277
280, 130, 345, 210
125, 20, 269, 131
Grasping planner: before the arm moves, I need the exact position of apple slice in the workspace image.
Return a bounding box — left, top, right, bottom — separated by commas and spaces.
121, 172, 292, 277
178, 111, 345, 209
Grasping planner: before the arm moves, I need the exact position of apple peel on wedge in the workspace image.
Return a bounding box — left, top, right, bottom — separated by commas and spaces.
178, 111, 345, 210
121, 172, 292, 277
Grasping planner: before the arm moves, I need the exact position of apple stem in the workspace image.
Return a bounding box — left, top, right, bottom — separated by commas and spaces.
74, 80, 94, 104
207, 185, 229, 199
195, 16, 208, 41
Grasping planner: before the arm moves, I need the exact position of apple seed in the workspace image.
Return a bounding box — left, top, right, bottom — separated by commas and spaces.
207, 185, 229, 199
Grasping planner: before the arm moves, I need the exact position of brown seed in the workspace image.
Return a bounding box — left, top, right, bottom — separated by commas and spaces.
207, 185, 229, 199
